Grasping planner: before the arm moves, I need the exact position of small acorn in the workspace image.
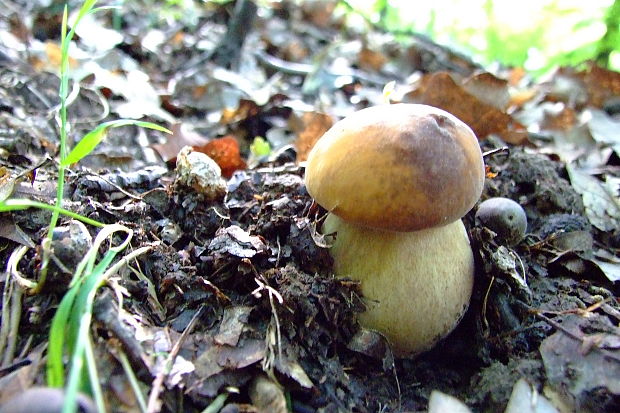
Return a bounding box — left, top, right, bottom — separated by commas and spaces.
475, 197, 527, 245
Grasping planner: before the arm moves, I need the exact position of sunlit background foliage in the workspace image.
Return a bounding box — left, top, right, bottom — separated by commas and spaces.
151, 0, 620, 74
121, 0, 620, 74
337, 0, 620, 74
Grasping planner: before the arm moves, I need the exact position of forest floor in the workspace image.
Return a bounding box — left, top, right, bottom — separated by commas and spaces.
0, 1, 619, 412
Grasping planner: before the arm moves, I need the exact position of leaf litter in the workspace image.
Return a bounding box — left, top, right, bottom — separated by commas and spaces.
0, 1, 619, 412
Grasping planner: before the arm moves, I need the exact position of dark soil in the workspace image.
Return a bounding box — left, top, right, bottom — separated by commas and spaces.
0, 1, 619, 413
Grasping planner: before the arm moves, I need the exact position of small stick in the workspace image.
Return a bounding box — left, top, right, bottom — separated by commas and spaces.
482, 147, 510, 158
146, 306, 205, 413
532, 310, 620, 364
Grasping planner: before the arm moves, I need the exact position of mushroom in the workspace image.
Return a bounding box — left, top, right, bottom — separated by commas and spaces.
304, 103, 485, 356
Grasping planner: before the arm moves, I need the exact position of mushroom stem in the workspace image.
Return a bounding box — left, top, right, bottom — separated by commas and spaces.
324, 213, 475, 357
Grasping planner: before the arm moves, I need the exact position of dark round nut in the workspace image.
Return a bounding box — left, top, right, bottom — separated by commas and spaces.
475, 197, 527, 245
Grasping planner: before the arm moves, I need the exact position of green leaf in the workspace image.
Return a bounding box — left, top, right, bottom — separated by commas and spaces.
47, 286, 80, 387
47, 224, 133, 413
250, 136, 271, 157
61, 120, 171, 166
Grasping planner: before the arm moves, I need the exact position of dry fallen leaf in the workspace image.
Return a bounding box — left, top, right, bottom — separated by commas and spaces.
504, 378, 558, 413
152, 123, 209, 163
291, 111, 334, 161
214, 306, 252, 347
208, 225, 269, 259
193, 337, 266, 387
0, 166, 15, 202
300, 0, 339, 28
580, 63, 620, 108
567, 164, 620, 232
507, 67, 526, 86
591, 249, 620, 282
0, 216, 35, 248
358, 46, 388, 72
587, 108, 620, 158
462, 72, 510, 110
404, 72, 528, 144
220, 99, 261, 125
545, 63, 620, 109
540, 315, 620, 411
29, 41, 78, 73
541, 106, 578, 131
249, 375, 287, 413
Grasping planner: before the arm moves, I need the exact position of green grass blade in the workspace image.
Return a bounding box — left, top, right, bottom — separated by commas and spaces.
53, 225, 132, 412
0, 199, 105, 228
84, 336, 106, 413
48, 224, 132, 396
118, 351, 148, 413
48, 246, 116, 389
47, 286, 80, 387
60, 124, 107, 167
61, 120, 171, 166
63, 251, 117, 413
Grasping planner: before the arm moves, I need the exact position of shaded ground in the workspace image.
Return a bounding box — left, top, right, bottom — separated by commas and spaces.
0, 1, 619, 412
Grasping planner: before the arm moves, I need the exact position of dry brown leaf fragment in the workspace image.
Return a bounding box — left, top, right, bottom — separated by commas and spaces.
0, 216, 35, 248
591, 249, 620, 282
300, 0, 339, 28
249, 375, 287, 413
509, 88, 538, 107
507, 67, 526, 86
208, 225, 269, 259
580, 63, 620, 108
151, 123, 209, 163
291, 111, 334, 162
214, 306, 252, 347
462, 71, 511, 110
358, 47, 388, 72
566, 164, 620, 232
403, 72, 528, 144
220, 99, 261, 125
541, 106, 578, 131
540, 315, 620, 411
546, 63, 620, 109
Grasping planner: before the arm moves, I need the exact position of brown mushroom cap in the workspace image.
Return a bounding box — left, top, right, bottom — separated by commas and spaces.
305, 104, 485, 231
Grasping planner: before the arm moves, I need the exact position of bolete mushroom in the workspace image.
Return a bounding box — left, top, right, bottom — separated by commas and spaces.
304, 103, 485, 356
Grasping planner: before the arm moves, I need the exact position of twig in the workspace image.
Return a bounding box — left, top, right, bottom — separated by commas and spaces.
146, 306, 205, 413
482, 147, 510, 158
532, 310, 620, 364
2, 286, 22, 367
481, 276, 496, 333
254, 50, 390, 86
252, 275, 284, 365
210, 0, 257, 69
1, 246, 31, 367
